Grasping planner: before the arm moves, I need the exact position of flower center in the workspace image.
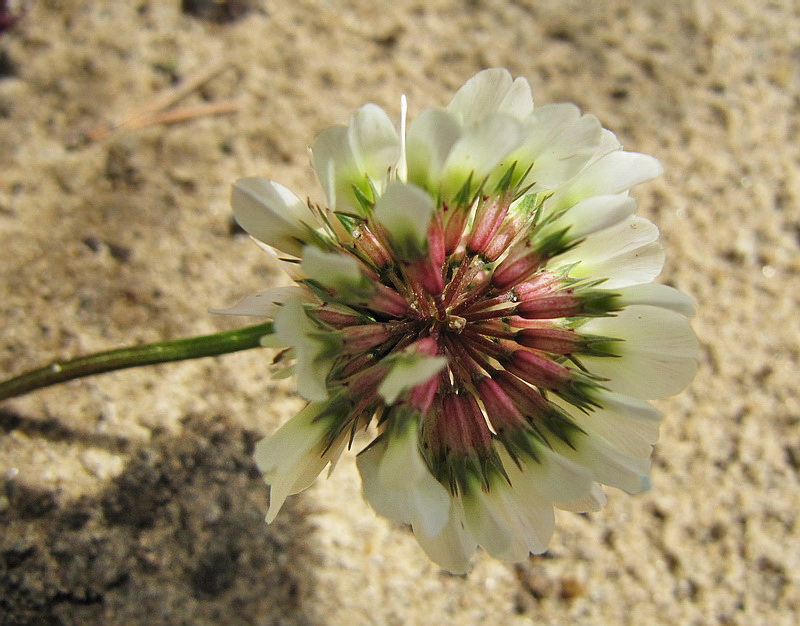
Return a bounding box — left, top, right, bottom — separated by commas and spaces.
314, 185, 618, 493
445, 313, 467, 333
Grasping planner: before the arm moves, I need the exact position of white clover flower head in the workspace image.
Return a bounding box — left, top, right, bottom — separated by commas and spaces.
218, 69, 699, 573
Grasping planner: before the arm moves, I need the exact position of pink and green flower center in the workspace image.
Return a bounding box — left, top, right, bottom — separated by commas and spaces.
303, 186, 619, 493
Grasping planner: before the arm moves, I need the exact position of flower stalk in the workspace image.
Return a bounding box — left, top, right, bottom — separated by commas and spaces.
0, 322, 273, 401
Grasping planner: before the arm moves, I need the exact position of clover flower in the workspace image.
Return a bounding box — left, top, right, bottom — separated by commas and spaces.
217, 69, 698, 573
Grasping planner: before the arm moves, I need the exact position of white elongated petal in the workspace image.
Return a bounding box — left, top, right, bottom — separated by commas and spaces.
556, 483, 607, 512
543, 113, 604, 159
587, 303, 700, 358
541, 194, 636, 243
311, 105, 400, 214
406, 108, 462, 191
452, 445, 593, 563
516, 105, 605, 189
554, 390, 663, 458
499, 78, 535, 119
402, 482, 452, 538
357, 445, 406, 524
300, 245, 366, 294
504, 443, 593, 503
260, 333, 288, 349
581, 305, 699, 400
548, 151, 663, 212
377, 352, 448, 405
348, 103, 401, 183
552, 215, 665, 288
534, 101, 581, 123
209, 286, 312, 317
293, 352, 334, 402
396, 95, 408, 182
497, 449, 571, 552
593, 128, 624, 161
255, 401, 346, 522
460, 470, 559, 561
576, 150, 663, 194
274, 299, 337, 401
440, 114, 524, 198
373, 181, 436, 261
501, 488, 555, 556
252, 239, 306, 280
447, 68, 534, 124
615, 283, 696, 317
274, 298, 314, 346
550, 428, 652, 494
312, 124, 360, 212
413, 499, 476, 574
357, 422, 451, 537
462, 488, 530, 561
231, 178, 312, 257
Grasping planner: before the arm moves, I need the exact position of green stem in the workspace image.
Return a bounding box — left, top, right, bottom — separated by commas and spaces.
0, 322, 274, 402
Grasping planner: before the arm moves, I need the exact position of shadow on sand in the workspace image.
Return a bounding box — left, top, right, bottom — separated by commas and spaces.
1, 408, 320, 626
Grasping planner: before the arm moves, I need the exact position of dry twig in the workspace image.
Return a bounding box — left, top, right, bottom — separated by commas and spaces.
87, 60, 239, 141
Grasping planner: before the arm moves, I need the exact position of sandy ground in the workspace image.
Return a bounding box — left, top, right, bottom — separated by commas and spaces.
0, 1, 799, 624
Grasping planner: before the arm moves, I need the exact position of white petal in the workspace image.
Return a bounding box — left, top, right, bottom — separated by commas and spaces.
548, 151, 663, 212
312, 124, 360, 212
499, 77, 535, 119
377, 351, 448, 405
357, 422, 451, 537
554, 390, 663, 458
300, 245, 366, 293
453, 444, 593, 562
273, 298, 313, 346
502, 444, 593, 503
406, 108, 462, 191
581, 305, 699, 399
231, 178, 312, 257
462, 488, 529, 561
556, 483, 607, 512
616, 283, 696, 317
550, 428, 652, 494
274, 299, 337, 401
440, 114, 524, 198
293, 347, 334, 402
447, 68, 533, 124
540, 194, 636, 243
594, 128, 623, 159
357, 446, 390, 500
260, 333, 288, 349
266, 435, 348, 522
396, 94, 408, 182
348, 103, 401, 184
414, 499, 476, 574
252, 239, 306, 280
500, 488, 555, 555
525, 102, 581, 138
520, 103, 581, 151
373, 181, 436, 260
407, 474, 453, 538
209, 286, 312, 317
254, 401, 346, 522
585, 304, 700, 359
493, 452, 564, 554
552, 215, 665, 288
356, 443, 399, 514
577, 150, 663, 193
517, 105, 604, 189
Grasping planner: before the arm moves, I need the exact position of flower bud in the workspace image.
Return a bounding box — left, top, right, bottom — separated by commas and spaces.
505, 349, 575, 392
